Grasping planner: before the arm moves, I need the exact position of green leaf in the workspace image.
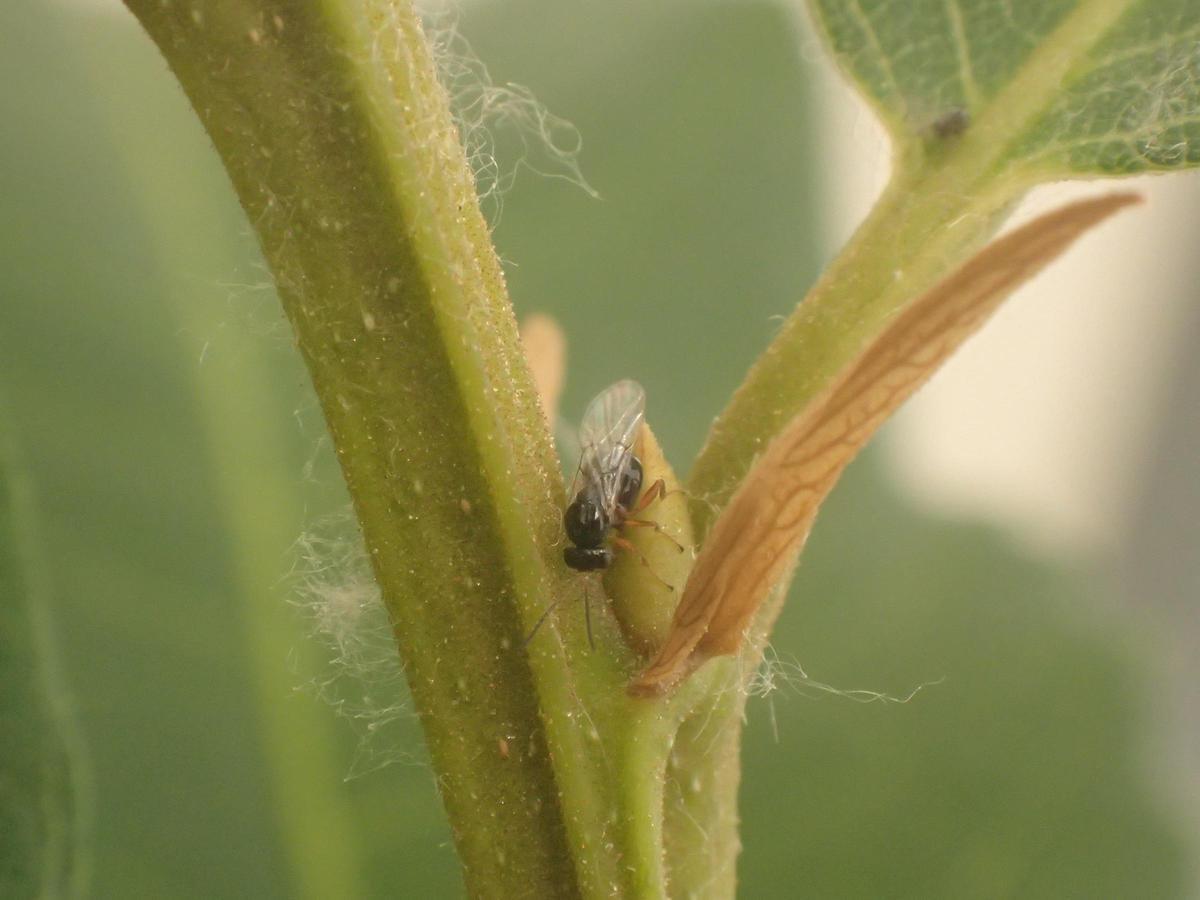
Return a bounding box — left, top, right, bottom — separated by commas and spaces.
1014, 0, 1200, 174
810, 0, 1077, 135
0, 425, 86, 899
809, 0, 1199, 176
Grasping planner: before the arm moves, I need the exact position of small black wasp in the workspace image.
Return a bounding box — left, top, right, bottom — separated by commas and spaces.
527, 379, 677, 648
562, 378, 666, 571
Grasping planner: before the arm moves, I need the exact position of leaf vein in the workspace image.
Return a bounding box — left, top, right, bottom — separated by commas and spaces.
943, 0, 982, 107
846, 0, 907, 117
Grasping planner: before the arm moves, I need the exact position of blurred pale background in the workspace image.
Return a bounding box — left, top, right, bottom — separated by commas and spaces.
3, 0, 1197, 896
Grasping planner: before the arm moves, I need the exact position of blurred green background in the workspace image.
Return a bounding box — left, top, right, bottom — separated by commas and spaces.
2, 0, 1195, 896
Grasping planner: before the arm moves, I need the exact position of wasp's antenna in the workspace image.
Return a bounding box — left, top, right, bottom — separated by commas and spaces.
523, 588, 596, 650
565, 440, 587, 497
523, 596, 563, 649
583, 584, 594, 650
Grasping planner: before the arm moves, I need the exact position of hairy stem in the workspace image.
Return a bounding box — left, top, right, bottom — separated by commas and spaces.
686, 173, 1017, 534
119, 0, 576, 893
117, 1, 707, 895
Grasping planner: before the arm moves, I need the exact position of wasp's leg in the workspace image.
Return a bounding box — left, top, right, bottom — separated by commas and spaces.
621, 478, 686, 553
630, 477, 668, 513
620, 515, 686, 554
583, 585, 594, 650
648, 480, 703, 507
611, 535, 676, 591
636, 478, 698, 509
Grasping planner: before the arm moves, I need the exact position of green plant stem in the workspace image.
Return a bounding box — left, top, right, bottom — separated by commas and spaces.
688, 0, 1136, 535
674, 123, 1023, 900
661, 667, 741, 899
676, 4, 1145, 883
118, 2, 702, 896
119, 1, 578, 893
687, 176, 1006, 533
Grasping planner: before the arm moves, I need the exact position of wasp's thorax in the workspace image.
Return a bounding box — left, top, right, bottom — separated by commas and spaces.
616, 455, 643, 511
562, 455, 645, 572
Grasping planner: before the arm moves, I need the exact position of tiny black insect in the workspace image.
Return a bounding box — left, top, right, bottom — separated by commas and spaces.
525, 380, 676, 649
929, 107, 970, 139
561, 380, 666, 575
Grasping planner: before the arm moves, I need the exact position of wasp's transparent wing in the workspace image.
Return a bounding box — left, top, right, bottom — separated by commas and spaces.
579, 379, 645, 450
574, 379, 645, 513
